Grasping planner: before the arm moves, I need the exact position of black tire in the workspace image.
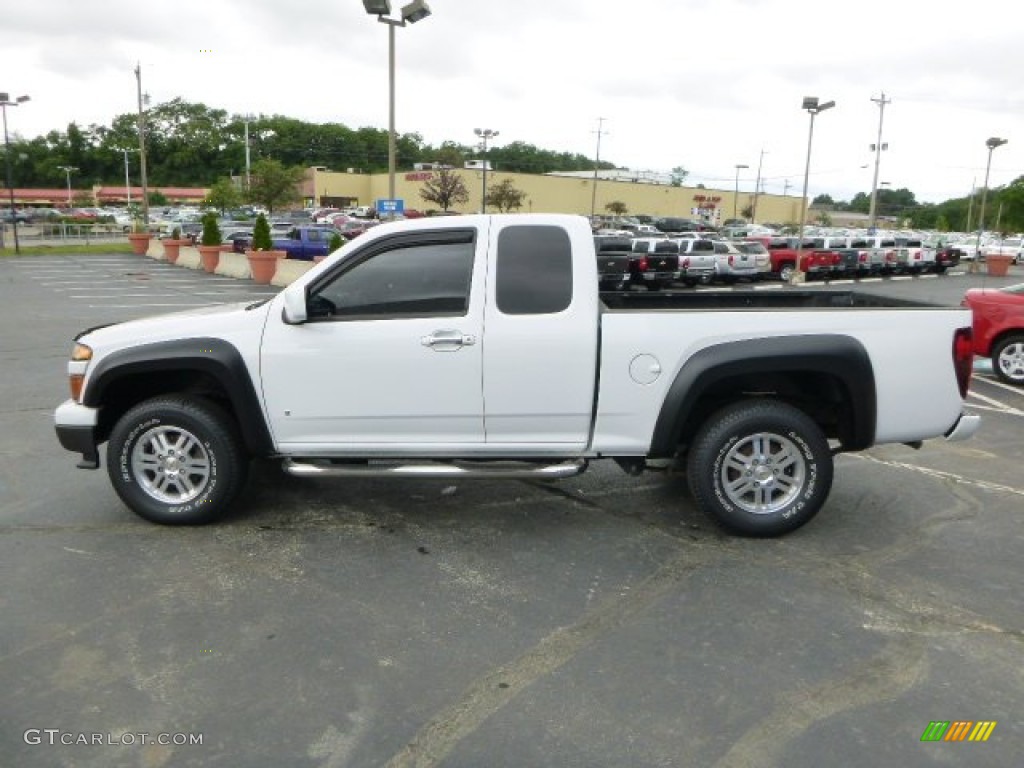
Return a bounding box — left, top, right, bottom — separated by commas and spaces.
106, 396, 249, 525
778, 263, 795, 282
686, 399, 833, 536
991, 334, 1024, 386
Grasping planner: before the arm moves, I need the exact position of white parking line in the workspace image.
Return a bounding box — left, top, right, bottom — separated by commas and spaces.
70, 294, 183, 299
87, 303, 215, 309
859, 277, 883, 283
891, 276, 912, 281
849, 453, 1024, 498
967, 388, 1024, 416
918, 274, 937, 279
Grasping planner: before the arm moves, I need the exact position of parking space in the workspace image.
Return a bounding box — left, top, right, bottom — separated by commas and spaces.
1, 252, 1021, 766
6, 253, 278, 311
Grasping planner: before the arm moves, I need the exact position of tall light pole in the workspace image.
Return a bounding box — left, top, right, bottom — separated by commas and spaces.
474, 128, 499, 212
363, 0, 432, 212
965, 177, 976, 234
733, 163, 748, 220
793, 96, 835, 283
867, 92, 891, 233
58, 165, 78, 207
134, 63, 150, 224
975, 137, 1008, 261
122, 148, 137, 207
1, 91, 29, 255
242, 114, 255, 192
590, 117, 608, 220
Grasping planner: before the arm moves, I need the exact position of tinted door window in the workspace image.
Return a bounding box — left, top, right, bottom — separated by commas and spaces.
496, 225, 572, 315
312, 239, 474, 319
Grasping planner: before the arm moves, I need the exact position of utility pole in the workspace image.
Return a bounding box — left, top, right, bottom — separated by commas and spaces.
751, 149, 766, 223
590, 117, 608, 220
867, 92, 891, 232
965, 178, 976, 234
134, 63, 150, 225
783, 178, 792, 196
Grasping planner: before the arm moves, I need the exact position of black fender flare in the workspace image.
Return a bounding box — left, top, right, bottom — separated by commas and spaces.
649, 334, 877, 456
83, 337, 274, 455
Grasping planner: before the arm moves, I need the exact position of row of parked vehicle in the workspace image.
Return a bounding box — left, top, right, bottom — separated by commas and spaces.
594, 232, 964, 291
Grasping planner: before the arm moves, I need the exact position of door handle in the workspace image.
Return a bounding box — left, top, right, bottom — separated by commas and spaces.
421, 330, 476, 350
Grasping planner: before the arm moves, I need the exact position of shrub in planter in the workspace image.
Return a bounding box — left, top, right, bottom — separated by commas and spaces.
127, 218, 152, 255
197, 213, 223, 273
251, 213, 273, 251
329, 233, 344, 254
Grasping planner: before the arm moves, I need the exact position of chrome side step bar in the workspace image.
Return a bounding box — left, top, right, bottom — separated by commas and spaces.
283, 458, 588, 479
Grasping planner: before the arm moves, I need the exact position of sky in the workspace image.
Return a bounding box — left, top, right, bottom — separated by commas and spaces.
4, 0, 1024, 205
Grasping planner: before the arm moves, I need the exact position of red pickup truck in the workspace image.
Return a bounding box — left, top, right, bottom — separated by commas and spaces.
766, 238, 840, 281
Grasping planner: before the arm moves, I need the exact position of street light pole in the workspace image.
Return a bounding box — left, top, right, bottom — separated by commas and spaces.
122, 148, 137, 207
134, 63, 150, 225
243, 114, 254, 193
975, 137, 1008, 261
733, 163, 749, 220
363, 1, 433, 215
793, 96, 836, 284
58, 165, 78, 207
1, 92, 29, 255
475, 128, 499, 212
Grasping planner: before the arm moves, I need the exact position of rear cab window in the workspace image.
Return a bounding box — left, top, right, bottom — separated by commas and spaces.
496, 225, 573, 315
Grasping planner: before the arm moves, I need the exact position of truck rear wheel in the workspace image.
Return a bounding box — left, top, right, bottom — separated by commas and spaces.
686, 400, 833, 536
106, 396, 248, 525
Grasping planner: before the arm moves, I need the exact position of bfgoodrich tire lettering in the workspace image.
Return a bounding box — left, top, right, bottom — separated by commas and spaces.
686, 399, 833, 536
106, 397, 248, 524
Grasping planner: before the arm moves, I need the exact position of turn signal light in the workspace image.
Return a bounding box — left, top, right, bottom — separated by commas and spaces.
70, 375, 85, 402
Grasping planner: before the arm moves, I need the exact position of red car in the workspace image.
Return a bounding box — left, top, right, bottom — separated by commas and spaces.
962, 283, 1024, 385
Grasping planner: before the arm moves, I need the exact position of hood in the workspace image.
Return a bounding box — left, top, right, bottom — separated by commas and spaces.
78, 300, 274, 355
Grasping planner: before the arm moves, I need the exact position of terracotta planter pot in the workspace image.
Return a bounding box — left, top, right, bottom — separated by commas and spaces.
197, 245, 221, 274
161, 239, 187, 264
127, 233, 151, 256
247, 250, 284, 284
986, 254, 1012, 277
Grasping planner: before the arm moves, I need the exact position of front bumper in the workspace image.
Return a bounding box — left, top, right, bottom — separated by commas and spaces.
945, 412, 981, 442
54, 399, 101, 469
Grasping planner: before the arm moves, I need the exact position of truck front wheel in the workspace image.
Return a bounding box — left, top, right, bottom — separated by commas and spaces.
106, 396, 248, 525
686, 400, 833, 536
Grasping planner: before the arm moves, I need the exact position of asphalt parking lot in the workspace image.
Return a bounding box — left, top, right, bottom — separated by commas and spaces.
1, 253, 1021, 767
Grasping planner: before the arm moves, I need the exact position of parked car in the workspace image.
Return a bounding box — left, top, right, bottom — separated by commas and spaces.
675, 238, 717, 285
980, 237, 1024, 264
735, 241, 772, 279
628, 238, 682, 290
711, 240, 760, 283
765, 238, 840, 281
962, 283, 1024, 385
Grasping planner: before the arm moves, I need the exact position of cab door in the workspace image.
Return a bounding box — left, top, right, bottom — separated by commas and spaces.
260, 227, 487, 451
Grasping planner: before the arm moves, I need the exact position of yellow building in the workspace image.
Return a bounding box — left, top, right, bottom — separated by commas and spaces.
300, 166, 805, 225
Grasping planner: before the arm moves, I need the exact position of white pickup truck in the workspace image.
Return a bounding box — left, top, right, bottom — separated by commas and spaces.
55, 214, 980, 536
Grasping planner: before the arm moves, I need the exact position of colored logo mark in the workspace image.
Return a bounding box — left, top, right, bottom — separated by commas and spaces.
920, 721, 996, 742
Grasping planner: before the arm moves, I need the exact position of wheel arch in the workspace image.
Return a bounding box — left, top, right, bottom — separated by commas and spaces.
83, 337, 274, 456
649, 335, 877, 458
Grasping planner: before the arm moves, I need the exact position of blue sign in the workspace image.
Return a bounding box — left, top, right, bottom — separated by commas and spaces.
376, 198, 405, 215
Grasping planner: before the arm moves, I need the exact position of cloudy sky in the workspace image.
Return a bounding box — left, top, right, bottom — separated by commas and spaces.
4, 0, 1023, 205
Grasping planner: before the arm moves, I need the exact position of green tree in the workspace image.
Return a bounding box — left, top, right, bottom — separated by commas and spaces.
247, 158, 303, 214
204, 177, 242, 214
605, 201, 628, 216
419, 168, 469, 211
670, 166, 689, 187
812, 193, 835, 206
148, 190, 168, 206
485, 179, 526, 213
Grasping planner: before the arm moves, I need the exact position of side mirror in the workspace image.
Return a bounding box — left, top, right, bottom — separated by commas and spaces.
281, 283, 308, 325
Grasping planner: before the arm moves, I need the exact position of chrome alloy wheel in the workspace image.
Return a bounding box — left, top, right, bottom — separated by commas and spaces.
719, 432, 806, 515
996, 341, 1024, 383
131, 424, 212, 504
